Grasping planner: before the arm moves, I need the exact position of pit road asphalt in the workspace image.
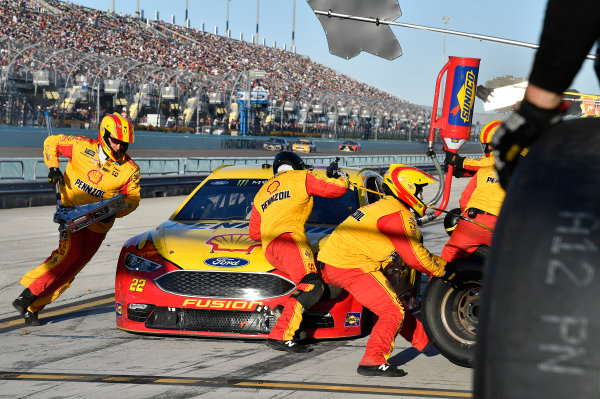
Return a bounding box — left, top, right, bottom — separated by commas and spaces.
0, 152, 472, 399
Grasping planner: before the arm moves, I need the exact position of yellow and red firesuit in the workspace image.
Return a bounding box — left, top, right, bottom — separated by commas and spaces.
441, 166, 505, 261
249, 169, 348, 342
19, 134, 140, 313
317, 196, 447, 367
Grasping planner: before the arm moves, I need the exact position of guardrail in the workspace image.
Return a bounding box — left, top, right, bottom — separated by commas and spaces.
0, 154, 480, 209
1, 154, 453, 181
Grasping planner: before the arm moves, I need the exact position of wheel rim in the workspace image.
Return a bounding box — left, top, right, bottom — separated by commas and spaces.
439, 279, 481, 345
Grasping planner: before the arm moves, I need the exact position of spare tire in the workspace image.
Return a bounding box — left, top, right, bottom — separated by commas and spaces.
474, 118, 600, 398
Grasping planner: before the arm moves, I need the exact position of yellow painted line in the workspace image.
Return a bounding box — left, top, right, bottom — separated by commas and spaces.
1, 372, 471, 397
0, 296, 115, 330
236, 381, 472, 397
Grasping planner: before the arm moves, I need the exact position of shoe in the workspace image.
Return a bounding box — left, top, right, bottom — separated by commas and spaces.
266, 339, 311, 353
357, 364, 407, 377
24, 311, 41, 326
12, 288, 38, 317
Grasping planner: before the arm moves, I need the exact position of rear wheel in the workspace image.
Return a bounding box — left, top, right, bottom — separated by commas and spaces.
421, 271, 481, 367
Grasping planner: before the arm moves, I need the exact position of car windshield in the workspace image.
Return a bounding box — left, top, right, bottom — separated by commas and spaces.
174, 178, 360, 225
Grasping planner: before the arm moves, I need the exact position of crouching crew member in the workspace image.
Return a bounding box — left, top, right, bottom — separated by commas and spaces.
12, 113, 140, 325
249, 152, 349, 352
318, 164, 447, 377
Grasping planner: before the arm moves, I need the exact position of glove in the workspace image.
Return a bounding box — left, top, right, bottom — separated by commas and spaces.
47, 167, 64, 189
492, 99, 563, 189
444, 151, 465, 169
326, 158, 343, 178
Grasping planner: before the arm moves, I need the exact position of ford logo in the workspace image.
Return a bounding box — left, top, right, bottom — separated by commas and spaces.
204, 257, 250, 268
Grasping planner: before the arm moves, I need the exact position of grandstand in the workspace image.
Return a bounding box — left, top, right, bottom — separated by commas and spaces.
0, 0, 446, 141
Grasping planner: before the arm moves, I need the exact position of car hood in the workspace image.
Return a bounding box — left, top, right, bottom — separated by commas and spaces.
150, 220, 333, 272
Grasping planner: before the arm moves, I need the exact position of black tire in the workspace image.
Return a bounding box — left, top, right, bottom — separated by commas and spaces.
421, 271, 481, 367
474, 119, 600, 398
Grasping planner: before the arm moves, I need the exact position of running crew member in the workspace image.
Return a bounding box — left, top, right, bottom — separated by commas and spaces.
317, 164, 447, 377
441, 166, 505, 261
12, 113, 140, 325
445, 120, 502, 177
249, 152, 349, 352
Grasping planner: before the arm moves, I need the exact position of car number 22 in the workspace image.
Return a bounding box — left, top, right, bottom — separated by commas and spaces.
129, 278, 146, 292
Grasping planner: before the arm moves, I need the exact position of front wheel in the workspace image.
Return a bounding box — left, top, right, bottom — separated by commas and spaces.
421, 271, 482, 367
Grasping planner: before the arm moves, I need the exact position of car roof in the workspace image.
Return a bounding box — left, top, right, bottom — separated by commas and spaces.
200, 163, 375, 182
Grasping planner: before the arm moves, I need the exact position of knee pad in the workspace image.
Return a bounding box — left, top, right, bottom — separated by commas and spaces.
292, 273, 325, 310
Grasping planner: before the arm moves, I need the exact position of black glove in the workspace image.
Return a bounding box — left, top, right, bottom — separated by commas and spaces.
326, 157, 342, 178
47, 167, 64, 189
492, 99, 563, 189
444, 151, 465, 169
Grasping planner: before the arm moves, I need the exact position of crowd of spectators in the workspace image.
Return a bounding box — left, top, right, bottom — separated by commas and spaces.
0, 0, 436, 137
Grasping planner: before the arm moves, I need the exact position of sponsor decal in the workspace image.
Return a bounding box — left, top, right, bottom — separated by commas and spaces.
84, 148, 96, 157
303, 249, 312, 260
350, 209, 365, 222
112, 170, 119, 177
261, 190, 291, 211
204, 257, 250, 267
345, 312, 361, 327
210, 180, 228, 185
266, 180, 280, 194
115, 302, 123, 317
182, 298, 263, 310
87, 169, 103, 184
486, 176, 499, 184
205, 233, 261, 253
74, 178, 106, 198
449, 65, 478, 126
193, 222, 250, 230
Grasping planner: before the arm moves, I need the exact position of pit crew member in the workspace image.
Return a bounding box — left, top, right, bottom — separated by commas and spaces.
444, 120, 501, 177
317, 164, 447, 377
12, 113, 140, 326
441, 166, 505, 261
249, 151, 349, 352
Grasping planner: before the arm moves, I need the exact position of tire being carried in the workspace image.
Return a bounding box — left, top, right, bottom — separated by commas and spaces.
474, 118, 600, 398
421, 254, 484, 368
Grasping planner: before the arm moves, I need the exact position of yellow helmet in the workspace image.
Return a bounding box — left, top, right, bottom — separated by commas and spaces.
383, 164, 437, 217
479, 120, 502, 152
98, 113, 134, 161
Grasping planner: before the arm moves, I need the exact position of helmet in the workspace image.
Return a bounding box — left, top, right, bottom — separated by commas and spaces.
98, 113, 134, 162
444, 208, 461, 236
383, 164, 437, 217
272, 151, 310, 174
479, 120, 502, 153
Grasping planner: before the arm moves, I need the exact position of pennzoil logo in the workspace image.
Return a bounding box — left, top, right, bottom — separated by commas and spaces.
345, 312, 361, 327
261, 190, 291, 211
87, 169, 103, 184
182, 298, 263, 310
205, 233, 261, 253
74, 178, 106, 198
449, 66, 478, 126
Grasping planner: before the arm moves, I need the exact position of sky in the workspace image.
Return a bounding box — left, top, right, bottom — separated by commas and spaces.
67, 0, 599, 112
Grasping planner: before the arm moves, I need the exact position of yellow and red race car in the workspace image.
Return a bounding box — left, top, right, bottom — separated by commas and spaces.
339, 140, 361, 152
115, 163, 387, 340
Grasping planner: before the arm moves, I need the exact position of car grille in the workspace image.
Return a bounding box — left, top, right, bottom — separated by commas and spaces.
154, 271, 296, 299
139, 307, 333, 334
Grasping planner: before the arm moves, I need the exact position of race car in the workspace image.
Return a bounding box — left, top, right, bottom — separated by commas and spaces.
262, 138, 290, 151
115, 163, 388, 340
292, 139, 317, 153
339, 140, 361, 152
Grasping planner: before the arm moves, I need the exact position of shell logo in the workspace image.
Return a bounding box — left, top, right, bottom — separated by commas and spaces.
205, 233, 261, 253
87, 169, 103, 184
266, 180, 280, 194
